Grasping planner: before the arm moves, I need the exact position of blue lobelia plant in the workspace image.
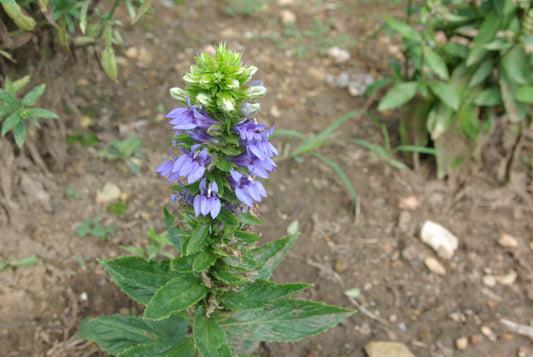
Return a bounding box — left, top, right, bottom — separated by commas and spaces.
78, 44, 354, 357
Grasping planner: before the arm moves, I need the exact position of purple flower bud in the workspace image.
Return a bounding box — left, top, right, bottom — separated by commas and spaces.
167, 97, 218, 130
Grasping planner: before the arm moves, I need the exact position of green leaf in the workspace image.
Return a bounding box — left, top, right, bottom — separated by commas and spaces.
11, 75, 30, 93
428, 81, 460, 110
100, 257, 179, 304
466, 13, 501, 67
270, 129, 305, 139
212, 270, 248, 286
28, 107, 59, 119
1, 110, 21, 136
1, 1, 36, 31
233, 230, 261, 244
249, 234, 298, 281
501, 44, 529, 86
102, 43, 118, 81
458, 104, 480, 140
21, 84, 46, 106
118, 338, 196, 357
79, 0, 90, 34
0, 88, 20, 108
222, 280, 311, 311
11, 256, 39, 267
468, 60, 493, 87
377, 82, 418, 111
217, 208, 239, 226
424, 47, 449, 80
78, 315, 155, 354
384, 15, 421, 41
363, 77, 394, 97
221, 299, 354, 342
311, 152, 357, 207
13, 120, 26, 147
144, 276, 208, 320
185, 224, 209, 255
516, 86, 533, 103
194, 312, 233, 357
170, 254, 197, 273
78, 314, 189, 356
499, 62, 529, 123
193, 251, 217, 272
237, 212, 263, 226
426, 102, 455, 139
474, 87, 502, 106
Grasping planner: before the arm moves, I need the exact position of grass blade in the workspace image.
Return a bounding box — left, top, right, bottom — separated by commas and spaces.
310, 152, 356, 209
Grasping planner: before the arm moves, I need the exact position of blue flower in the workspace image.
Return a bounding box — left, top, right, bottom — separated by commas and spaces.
167, 97, 218, 130
234, 119, 278, 160
228, 170, 267, 207
156, 144, 212, 184
227, 151, 276, 179
193, 178, 221, 219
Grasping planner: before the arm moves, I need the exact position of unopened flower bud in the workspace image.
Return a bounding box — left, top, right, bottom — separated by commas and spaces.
239, 102, 261, 116
170, 87, 187, 102
217, 92, 235, 112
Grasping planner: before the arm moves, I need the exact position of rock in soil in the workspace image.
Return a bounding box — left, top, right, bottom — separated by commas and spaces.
364, 341, 415, 357
420, 220, 459, 259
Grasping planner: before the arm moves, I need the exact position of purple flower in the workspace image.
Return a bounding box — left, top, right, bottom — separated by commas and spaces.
228, 170, 267, 207
193, 178, 222, 219
170, 180, 194, 206
234, 119, 278, 160
227, 151, 276, 179
167, 97, 218, 130
155, 144, 212, 184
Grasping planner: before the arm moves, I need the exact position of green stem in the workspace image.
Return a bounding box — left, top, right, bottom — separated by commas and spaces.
403, 0, 414, 79
107, 0, 121, 19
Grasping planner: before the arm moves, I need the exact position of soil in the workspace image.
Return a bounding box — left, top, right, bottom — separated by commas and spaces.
1, 1, 533, 356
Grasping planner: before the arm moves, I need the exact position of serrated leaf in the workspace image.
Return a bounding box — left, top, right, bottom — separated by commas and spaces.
516, 86, 533, 103
11, 75, 30, 93
249, 233, 298, 281
428, 81, 460, 110
102, 44, 118, 81
1, 110, 21, 136
27, 108, 58, 119
193, 251, 217, 272
233, 230, 261, 244
466, 13, 501, 67
212, 270, 248, 286
474, 87, 501, 106
221, 299, 354, 342
79, 0, 90, 34
78, 314, 189, 356
185, 224, 209, 255
218, 208, 239, 226
194, 312, 233, 357
384, 15, 421, 41
78, 315, 157, 355
222, 280, 311, 311
118, 337, 195, 357
144, 276, 207, 320
13, 120, 26, 147
100, 257, 179, 304
237, 212, 263, 225
0, 88, 20, 108
424, 47, 449, 80
170, 254, 197, 273
21, 84, 46, 106
2, 1, 36, 31
468, 60, 493, 87
377, 82, 418, 111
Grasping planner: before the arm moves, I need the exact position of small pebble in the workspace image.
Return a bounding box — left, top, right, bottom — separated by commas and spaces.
470, 334, 483, 346
280, 9, 296, 24
455, 337, 468, 350
494, 270, 517, 285
497, 233, 518, 247
424, 257, 446, 275
480, 326, 497, 341
482, 275, 497, 287
398, 196, 419, 210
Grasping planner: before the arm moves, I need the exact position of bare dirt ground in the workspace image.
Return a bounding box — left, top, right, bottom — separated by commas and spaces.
1, 1, 533, 356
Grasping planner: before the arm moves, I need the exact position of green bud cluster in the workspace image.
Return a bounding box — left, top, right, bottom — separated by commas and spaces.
170, 44, 265, 117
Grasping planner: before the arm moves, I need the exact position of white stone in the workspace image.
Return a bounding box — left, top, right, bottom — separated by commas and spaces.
420, 220, 459, 259
494, 270, 517, 285
424, 257, 446, 275
280, 9, 296, 25
326, 46, 351, 63
364, 341, 415, 357
482, 275, 496, 287
455, 337, 468, 350
96, 182, 121, 203
497, 233, 518, 248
